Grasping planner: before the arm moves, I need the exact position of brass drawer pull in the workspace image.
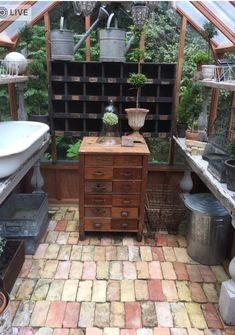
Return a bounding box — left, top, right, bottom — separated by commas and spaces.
95, 208, 106, 214
121, 211, 129, 217
120, 171, 132, 177
93, 222, 101, 228
121, 222, 129, 228
93, 171, 104, 177
122, 199, 131, 204
93, 184, 106, 192
94, 198, 105, 204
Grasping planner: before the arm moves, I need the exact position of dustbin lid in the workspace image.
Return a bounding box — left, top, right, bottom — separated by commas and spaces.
184, 193, 229, 216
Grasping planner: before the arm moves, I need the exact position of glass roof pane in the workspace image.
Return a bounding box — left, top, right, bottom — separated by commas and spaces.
203, 1, 235, 33
3, 1, 54, 37
176, 1, 231, 45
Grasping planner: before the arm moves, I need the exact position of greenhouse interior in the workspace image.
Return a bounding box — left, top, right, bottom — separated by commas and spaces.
0, 0, 235, 334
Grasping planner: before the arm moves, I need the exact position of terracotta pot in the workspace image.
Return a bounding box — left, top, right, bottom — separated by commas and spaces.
0, 288, 11, 335
185, 130, 200, 141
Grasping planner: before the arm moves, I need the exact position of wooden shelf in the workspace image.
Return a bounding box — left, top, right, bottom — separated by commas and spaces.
174, 136, 235, 227
49, 61, 176, 137
200, 80, 235, 91
0, 75, 28, 85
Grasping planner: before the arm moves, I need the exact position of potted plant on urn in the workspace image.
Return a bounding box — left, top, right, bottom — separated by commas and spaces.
125, 62, 149, 142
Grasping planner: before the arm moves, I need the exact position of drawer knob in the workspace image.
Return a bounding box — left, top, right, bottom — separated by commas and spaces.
120, 171, 132, 177
93, 184, 106, 192
93, 222, 101, 228
95, 208, 106, 214
93, 171, 104, 177
122, 199, 131, 204
121, 222, 129, 228
121, 211, 129, 217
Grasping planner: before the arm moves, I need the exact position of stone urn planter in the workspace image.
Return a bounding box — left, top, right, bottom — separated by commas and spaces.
0, 288, 11, 335
201, 65, 216, 81
125, 108, 149, 139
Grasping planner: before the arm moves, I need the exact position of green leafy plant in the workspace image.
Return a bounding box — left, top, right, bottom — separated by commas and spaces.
177, 82, 203, 130
0, 237, 6, 257
129, 72, 147, 108
202, 22, 218, 59
66, 139, 82, 160
192, 50, 211, 67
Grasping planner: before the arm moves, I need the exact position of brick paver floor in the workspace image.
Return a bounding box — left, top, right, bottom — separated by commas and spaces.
10, 205, 235, 335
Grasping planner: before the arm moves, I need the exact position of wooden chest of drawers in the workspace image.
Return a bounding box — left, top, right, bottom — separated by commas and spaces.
79, 137, 149, 241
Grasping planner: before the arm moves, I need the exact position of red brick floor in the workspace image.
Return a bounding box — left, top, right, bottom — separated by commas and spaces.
10, 205, 235, 335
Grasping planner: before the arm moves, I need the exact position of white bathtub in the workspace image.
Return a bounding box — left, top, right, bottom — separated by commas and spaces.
0, 121, 50, 178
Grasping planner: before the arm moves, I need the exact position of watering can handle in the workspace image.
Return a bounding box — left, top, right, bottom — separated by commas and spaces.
60, 17, 64, 31
107, 13, 118, 29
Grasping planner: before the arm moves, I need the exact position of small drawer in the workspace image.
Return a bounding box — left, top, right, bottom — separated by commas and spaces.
85, 195, 112, 206
85, 219, 111, 230
114, 155, 142, 166
85, 207, 111, 217
113, 168, 141, 180
112, 207, 138, 218
111, 219, 138, 230
112, 195, 140, 207
85, 167, 113, 180
85, 181, 112, 193
113, 181, 141, 194
85, 155, 113, 166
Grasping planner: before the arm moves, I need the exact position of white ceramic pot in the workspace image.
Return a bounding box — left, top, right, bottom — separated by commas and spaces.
201, 65, 216, 81
3, 52, 27, 75
125, 108, 149, 135
0, 289, 11, 335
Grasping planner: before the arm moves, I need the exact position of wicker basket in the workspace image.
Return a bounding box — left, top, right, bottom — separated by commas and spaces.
145, 185, 186, 233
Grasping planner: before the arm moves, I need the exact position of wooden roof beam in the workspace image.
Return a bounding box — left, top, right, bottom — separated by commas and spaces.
191, 1, 235, 44
215, 43, 235, 54
0, 2, 36, 32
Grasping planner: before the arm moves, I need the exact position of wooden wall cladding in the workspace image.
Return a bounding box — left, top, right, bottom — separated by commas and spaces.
49, 61, 176, 138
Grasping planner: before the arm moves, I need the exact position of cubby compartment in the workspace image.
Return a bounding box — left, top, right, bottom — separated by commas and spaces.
52, 101, 65, 114
103, 62, 122, 78
141, 84, 158, 97
86, 102, 103, 114
68, 119, 83, 131
86, 119, 102, 132
158, 120, 171, 133
123, 84, 136, 96
67, 101, 84, 113
123, 63, 138, 77
67, 62, 84, 76
104, 83, 120, 96
86, 62, 102, 77
51, 82, 64, 95
51, 61, 64, 76
67, 82, 83, 95
86, 83, 102, 96
53, 119, 66, 131
159, 84, 174, 97
141, 63, 159, 79
160, 64, 175, 79
159, 103, 172, 115
142, 120, 156, 133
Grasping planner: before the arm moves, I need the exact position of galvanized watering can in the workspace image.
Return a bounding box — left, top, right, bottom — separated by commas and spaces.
51, 7, 109, 61
99, 13, 135, 62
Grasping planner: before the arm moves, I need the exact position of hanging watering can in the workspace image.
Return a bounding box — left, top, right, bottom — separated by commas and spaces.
99, 13, 135, 62
51, 17, 75, 61
51, 7, 109, 61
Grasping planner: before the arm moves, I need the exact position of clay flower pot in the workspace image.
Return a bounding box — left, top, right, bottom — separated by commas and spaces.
185, 130, 200, 141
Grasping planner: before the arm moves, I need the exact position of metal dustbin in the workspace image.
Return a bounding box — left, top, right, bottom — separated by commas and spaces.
184, 193, 231, 265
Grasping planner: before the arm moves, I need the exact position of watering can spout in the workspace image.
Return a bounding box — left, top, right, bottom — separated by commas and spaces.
74, 6, 109, 53
124, 34, 135, 55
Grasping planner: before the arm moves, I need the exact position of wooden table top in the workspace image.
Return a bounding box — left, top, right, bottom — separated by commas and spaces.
79, 137, 150, 155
